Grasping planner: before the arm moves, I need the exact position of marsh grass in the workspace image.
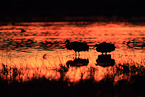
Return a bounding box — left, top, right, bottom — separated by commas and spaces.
1, 60, 145, 97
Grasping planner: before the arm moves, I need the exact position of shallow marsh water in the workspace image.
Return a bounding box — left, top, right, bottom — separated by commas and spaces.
0, 22, 145, 84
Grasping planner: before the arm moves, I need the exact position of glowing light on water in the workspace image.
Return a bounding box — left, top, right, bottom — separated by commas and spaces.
0, 22, 144, 83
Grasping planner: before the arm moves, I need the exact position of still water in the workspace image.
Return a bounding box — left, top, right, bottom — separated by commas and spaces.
0, 22, 145, 83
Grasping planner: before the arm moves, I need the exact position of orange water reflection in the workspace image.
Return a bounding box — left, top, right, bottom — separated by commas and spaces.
0, 22, 145, 84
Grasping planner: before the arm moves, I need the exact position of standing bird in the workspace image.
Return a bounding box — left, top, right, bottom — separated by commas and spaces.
64, 39, 89, 57
94, 42, 116, 55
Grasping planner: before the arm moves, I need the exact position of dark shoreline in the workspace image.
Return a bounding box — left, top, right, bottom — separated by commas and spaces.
0, 16, 145, 26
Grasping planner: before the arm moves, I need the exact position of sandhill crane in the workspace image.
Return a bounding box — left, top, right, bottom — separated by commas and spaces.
95, 42, 116, 55
64, 39, 89, 57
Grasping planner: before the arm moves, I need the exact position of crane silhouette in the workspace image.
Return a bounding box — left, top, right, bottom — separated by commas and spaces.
64, 39, 89, 57
94, 42, 116, 55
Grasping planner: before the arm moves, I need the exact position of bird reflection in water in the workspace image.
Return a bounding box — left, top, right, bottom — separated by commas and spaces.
66, 58, 89, 68
96, 54, 115, 67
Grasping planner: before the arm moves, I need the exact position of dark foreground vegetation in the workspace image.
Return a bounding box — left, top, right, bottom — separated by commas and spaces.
1, 64, 145, 97
1, 75, 145, 97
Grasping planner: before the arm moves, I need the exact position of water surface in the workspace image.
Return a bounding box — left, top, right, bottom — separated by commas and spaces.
0, 22, 145, 83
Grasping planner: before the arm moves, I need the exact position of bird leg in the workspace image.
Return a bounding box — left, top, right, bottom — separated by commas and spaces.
75, 52, 80, 58
75, 51, 77, 58
78, 52, 80, 57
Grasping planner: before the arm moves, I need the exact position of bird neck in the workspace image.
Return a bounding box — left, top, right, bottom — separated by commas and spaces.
94, 44, 98, 47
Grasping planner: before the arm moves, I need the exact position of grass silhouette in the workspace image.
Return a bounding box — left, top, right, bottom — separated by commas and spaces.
1, 62, 145, 97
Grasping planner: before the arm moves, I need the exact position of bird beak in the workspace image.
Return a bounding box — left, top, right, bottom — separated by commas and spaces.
63, 41, 67, 44
62, 41, 66, 44
63, 39, 69, 44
